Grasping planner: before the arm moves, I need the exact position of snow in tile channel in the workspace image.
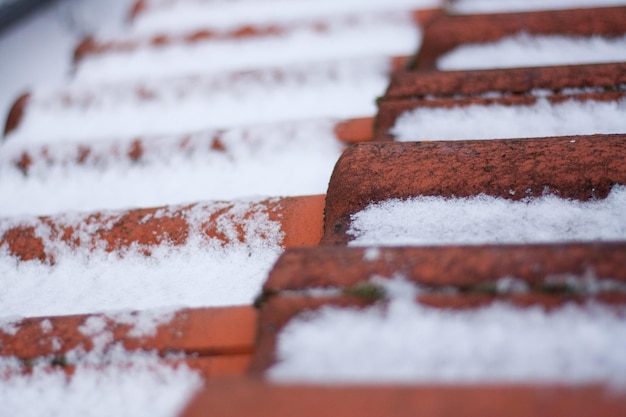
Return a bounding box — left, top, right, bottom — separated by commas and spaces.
438, 33, 626, 71
270, 277, 626, 385
391, 98, 626, 142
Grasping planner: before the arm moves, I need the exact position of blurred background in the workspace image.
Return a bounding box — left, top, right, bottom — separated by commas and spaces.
0, 0, 132, 122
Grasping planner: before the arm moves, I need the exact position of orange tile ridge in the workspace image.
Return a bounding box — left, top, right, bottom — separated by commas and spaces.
0, 195, 325, 263
0, 306, 257, 361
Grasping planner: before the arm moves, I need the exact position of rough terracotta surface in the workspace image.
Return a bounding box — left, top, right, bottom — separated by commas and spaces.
3, 93, 29, 137
0, 195, 324, 263
182, 380, 626, 417
385, 62, 626, 101
0, 306, 257, 360
416, 293, 626, 310
264, 243, 626, 292
413, 6, 626, 70
323, 135, 626, 244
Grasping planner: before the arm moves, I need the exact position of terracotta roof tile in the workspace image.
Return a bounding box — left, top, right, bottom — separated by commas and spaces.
2, 0, 626, 413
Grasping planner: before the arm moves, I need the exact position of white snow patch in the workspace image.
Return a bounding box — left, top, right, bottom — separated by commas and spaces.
0, 200, 284, 317
363, 247, 381, 261
448, 0, 626, 14
438, 34, 626, 70
75, 12, 420, 82
0, 350, 202, 417
0, 119, 343, 217
40, 318, 53, 333
109, 308, 178, 338
0, 317, 20, 336
347, 186, 626, 247
390, 98, 626, 141
269, 285, 626, 384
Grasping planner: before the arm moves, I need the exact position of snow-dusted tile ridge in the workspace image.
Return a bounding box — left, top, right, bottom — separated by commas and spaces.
75, 12, 420, 82
0, 120, 343, 217
0, 199, 283, 317
128, 0, 439, 36
347, 186, 626, 247
438, 34, 626, 71
269, 278, 626, 384
8, 57, 390, 143
0, 314, 201, 417
390, 98, 626, 142
448, 0, 626, 14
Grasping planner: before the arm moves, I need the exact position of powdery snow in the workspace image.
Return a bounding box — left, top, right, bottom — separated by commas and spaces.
437, 34, 626, 70
8, 57, 390, 143
448, 0, 626, 14
347, 186, 626, 247
129, 0, 438, 36
269, 278, 626, 384
0, 318, 202, 417
0, 199, 284, 317
0, 357, 202, 417
390, 98, 626, 141
75, 12, 420, 82
0, 120, 342, 217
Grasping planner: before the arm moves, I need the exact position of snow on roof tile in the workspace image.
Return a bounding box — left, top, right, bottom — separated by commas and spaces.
2, 0, 626, 414
323, 135, 626, 244
413, 6, 626, 70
